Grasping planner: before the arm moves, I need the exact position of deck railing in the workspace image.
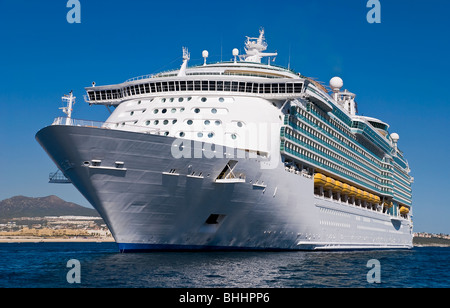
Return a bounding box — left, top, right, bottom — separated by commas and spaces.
52, 117, 106, 128
51, 117, 161, 135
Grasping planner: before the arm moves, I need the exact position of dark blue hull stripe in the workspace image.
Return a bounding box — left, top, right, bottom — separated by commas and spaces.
117, 243, 297, 252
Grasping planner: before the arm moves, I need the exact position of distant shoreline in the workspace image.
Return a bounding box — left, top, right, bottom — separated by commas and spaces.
0, 237, 115, 243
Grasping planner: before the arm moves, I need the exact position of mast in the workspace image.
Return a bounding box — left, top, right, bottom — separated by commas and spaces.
60, 91, 76, 125
241, 28, 278, 63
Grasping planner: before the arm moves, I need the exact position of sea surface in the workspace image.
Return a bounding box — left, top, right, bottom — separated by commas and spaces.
0, 242, 449, 288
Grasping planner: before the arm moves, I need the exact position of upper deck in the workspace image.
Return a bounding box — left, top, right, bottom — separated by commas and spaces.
84, 61, 305, 106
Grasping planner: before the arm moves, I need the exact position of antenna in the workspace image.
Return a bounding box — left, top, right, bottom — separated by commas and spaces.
288, 44, 291, 70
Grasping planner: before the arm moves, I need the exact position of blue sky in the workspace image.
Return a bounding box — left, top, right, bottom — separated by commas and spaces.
0, 0, 449, 234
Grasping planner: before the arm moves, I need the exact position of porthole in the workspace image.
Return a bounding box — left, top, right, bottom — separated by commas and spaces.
231, 134, 237, 140
137, 100, 141, 105
178, 97, 184, 102
204, 120, 210, 125
215, 120, 221, 126
169, 98, 174, 102
180, 107, 185, 112
153, 109, 159, 114
172, 119, 177, 124
219, 97, 224, 102
163, 120, 169, 125
187, 120, 193, 125
201, 97, 207, 102
145, 120, 151, 126
179, 132, 185, 137
208, 132, 214, 138
162, 108, 167, 114
188, 97, 192, 101
154, 120, 159, 125
194, 108, 200, 113
211, 108, 217, 114
161, 98, 166, 103
171, 108, 176, 113
130, 111, 134, 116
237, 121, 243, 127
197, 132, 203, 138
164, 131, 169, 136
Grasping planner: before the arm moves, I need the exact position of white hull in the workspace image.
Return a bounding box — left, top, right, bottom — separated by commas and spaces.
36, 125, 413, 252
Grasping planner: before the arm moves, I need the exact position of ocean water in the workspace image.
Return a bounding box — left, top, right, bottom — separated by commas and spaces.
0, 242, 449, 288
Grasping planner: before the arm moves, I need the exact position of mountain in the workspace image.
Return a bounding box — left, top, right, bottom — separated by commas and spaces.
0, 195, 100, 219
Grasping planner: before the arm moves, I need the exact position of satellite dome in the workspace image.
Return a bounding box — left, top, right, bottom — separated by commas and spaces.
391, 133, 400, 142
232, 48, 239, 56
202, 50, 209, 58
330, 77, 344, 93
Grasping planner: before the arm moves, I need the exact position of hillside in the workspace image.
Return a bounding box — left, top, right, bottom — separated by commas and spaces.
0, 195, 99, 220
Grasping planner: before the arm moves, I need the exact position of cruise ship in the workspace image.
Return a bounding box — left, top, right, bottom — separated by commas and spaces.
36, 29, 414, 251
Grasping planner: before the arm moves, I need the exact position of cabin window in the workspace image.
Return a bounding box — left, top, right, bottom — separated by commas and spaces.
202, 80, 208, 91
168, 81, 175, 91
209, 80, 216, 91
246, 83, 253, 93
238, 82, 245, 92
217, 81, 224, 91
180, 81, 186, 91
224, 81, 231, 91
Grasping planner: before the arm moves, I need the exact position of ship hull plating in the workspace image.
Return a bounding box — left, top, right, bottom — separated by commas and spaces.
36, 125, 413, 252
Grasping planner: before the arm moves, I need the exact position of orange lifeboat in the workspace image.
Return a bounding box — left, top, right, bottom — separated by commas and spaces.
362, 191, 370, 202
356, 189, 364, 200
374, 195, 381, 204
348, 186, 358, 197
314, 173, 327, 186
341, 183, 351, 195
324, 177, 336, 190
334, 180, 343, 192
400, 206, 410, 214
